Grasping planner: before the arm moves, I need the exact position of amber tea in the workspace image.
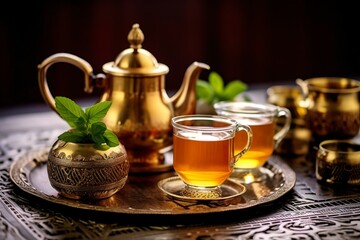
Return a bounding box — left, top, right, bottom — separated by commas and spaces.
170, 115, 252, 195
214, 102, 291, 183
234, 119, 275, 169
173, 132, 234, 187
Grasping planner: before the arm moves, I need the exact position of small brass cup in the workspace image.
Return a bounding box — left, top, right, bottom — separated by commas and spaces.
316, 140, 360, 186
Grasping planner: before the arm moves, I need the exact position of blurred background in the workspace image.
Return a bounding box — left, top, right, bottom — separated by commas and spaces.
1, 0, 360, 111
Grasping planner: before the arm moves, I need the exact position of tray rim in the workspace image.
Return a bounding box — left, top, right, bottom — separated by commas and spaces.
9, 148, 296, 216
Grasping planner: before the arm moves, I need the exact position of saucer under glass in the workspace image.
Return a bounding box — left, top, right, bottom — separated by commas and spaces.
157, 176, 246, 201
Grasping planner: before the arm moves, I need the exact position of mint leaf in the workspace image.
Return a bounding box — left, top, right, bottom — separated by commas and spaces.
58, 130, 89, 143
104, 129, 120, 147
196, 80, 214, 103
74, 116, 87, 131
223, 80, 248, 100
95, 144, 110, 151
196, 71, 250, 105
55, 96, 120, 149
55, 96, 85, 128
209, 72, 224, 95
85, 101, 112, 124
90, 122, 107, 144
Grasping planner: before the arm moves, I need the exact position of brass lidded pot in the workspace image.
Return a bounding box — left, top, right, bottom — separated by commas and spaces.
38, 24, 210, 173
297, 77, 360, 140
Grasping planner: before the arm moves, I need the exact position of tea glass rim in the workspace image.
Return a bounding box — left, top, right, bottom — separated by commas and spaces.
213, 101, 279, 118
171, 114, 238, 133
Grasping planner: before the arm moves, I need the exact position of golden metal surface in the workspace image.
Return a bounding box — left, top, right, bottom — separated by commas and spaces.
297, 77, 360, 140
266, 85, 307, 121
37, 53, 95, 113
37, 24, 210, 171
10, 148, 295, 215
104, 24, 169, 76
266, 85, 311, 155
47, 140, 129, 199
316, 140, 360, 185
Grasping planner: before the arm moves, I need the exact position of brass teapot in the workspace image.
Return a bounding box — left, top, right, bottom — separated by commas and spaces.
38, 24, 210, 172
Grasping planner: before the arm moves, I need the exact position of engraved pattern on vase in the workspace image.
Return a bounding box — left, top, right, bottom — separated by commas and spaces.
47, 140, 129, 199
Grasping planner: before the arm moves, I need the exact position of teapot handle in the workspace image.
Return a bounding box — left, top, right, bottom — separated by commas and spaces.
37, 53, 96, 113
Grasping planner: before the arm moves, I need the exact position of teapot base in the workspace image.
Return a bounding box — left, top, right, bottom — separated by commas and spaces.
127, 147, 173, 173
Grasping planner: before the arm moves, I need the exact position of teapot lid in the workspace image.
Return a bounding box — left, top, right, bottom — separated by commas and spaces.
103, 24, 169, 77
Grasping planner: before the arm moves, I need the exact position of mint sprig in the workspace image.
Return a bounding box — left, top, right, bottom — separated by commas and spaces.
55, 96, 120, 150
196, 71, 249, 104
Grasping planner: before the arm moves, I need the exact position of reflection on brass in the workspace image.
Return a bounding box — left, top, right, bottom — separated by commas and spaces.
250, 182, 271, 198
231, 168, 264, 184
266, 85, 308, 121
10, 148, 296, 215
47, 140, 129, 199
38, 24, 210, 172
266, 85, 311, 155
181, 186, 222, 199
316, 140, 360, 185
276, 125, 311, 155
297, 77, 360, 140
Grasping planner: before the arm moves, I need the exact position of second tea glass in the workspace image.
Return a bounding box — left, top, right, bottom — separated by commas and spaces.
214, 102, 291, 183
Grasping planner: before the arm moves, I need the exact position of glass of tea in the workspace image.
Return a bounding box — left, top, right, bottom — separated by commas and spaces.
158, 115, 252, 201
214, 102, 291, 183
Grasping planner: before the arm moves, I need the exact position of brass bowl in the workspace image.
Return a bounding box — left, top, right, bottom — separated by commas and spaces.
47, 140, 129, 199
316, 140, 360, 185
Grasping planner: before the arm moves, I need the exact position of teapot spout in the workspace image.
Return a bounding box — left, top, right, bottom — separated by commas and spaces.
170, 62, 210, 116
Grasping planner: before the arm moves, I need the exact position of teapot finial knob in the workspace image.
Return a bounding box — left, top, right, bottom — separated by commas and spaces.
128, 23, 144, 50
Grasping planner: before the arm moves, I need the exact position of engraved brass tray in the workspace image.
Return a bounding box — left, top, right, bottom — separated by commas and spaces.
10, 148, 296, 216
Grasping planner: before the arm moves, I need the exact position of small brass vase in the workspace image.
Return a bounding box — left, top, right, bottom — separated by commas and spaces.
47, 140, 129, 200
